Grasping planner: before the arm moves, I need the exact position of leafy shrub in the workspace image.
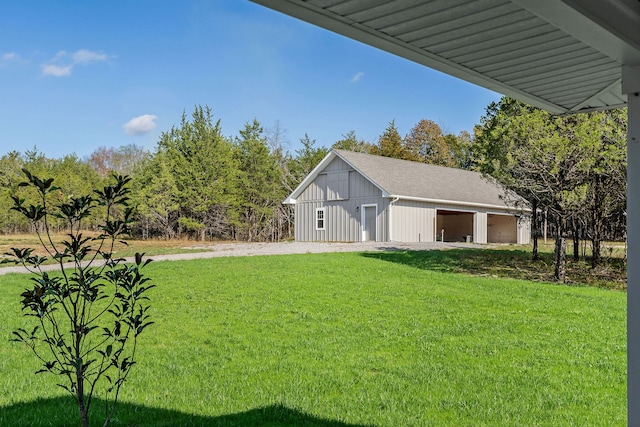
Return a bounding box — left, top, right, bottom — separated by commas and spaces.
3, 170, 154, 427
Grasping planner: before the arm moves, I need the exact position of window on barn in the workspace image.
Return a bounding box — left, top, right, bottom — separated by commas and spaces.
315, 207, 326, 230
327, 171, 349, 201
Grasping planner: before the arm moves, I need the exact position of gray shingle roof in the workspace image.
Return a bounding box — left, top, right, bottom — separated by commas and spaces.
334, 149, 522, 210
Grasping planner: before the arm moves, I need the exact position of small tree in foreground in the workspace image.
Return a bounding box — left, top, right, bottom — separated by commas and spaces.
2, 170, 154, 427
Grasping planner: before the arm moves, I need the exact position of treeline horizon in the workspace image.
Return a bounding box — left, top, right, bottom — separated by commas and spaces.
0, 101, 628, 262
0, 105, 473, 241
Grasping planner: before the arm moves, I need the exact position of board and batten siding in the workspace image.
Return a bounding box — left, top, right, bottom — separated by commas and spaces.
474, 212, 488, 244
295, 157, 388, 242
518, 215, 531, 245
390, 200, 437, 242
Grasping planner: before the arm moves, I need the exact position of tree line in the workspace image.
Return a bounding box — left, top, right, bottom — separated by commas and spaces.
0, 106, 319, 241
0, 101, 627, 281
2, 105, 468, 241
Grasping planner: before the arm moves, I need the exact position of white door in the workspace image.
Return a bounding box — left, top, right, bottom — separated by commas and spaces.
363, 205, 377, 241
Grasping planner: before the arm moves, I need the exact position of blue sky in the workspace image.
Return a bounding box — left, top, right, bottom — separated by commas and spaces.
0, 0, 500, 160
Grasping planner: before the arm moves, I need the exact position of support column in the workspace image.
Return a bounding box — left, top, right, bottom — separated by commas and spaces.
624, 65, 640, 427
473, 212, 487, 244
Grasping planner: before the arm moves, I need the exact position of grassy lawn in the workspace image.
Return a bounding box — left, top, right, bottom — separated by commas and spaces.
409, 245, 626, 290
0, 251, 626, 426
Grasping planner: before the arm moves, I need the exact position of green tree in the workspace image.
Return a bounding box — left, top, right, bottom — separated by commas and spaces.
475, 98, 593, 281
0, 151, 27, 232
446, 130, 474, 169
51, 154, 103, 231
265, 121, 296, 240
234, 119, 283, 241
131, 152, 180, 239
332, 130, 371, 153
289, 133, 329, 186
157, 105, 240, 240
572, 109, 627, 267
370, 120, 409, 160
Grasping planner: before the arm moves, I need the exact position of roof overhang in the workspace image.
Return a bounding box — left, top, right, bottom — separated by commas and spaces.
251, 0, 640, 114
388, 194, 531, 213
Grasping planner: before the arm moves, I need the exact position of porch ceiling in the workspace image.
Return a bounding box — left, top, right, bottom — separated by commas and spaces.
250, 0, 640, 114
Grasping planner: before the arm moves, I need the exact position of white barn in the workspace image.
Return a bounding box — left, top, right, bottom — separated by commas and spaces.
285, 149, 530, 244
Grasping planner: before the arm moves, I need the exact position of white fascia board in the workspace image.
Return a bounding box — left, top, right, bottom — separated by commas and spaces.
282, 150, 337, 205
388, 195, 532, 213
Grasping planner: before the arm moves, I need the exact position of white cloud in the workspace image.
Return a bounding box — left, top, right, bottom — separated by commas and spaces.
123, 114, 158, 136
0, 52, 20, 68
351, 72, 364, 83
73, 49, 109, 64
42, 64, 72, 77
42, 49, 111, 77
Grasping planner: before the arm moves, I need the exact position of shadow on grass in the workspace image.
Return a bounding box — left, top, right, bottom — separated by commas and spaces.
0, 396, 374, 427
361, 248, 626, 290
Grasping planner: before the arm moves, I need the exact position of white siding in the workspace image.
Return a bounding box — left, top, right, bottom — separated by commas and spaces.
349, 170, 380, 198
298, 174, 326, 202
517, 215, 532, 244
474, 212, 488, 244
323, 156, 350, 173
295, 158, 389, 242
391, 200, 436, 242
327, 171, 349, 200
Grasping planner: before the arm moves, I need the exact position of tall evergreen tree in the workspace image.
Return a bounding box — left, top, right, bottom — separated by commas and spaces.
156, 105, 240, 240
234, 119, 283, 241
265, 121, 296, 240
371, 120, 409, 160
131, 151, 180, 239
332, 130, 371, 153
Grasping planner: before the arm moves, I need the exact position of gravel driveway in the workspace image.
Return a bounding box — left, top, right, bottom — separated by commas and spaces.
0, 240, 482, 275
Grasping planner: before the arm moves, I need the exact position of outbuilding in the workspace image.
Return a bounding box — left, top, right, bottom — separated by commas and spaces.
284, 149, 530, 244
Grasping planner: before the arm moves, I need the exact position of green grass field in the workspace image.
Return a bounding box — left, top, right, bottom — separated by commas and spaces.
0, 250, 626, 426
